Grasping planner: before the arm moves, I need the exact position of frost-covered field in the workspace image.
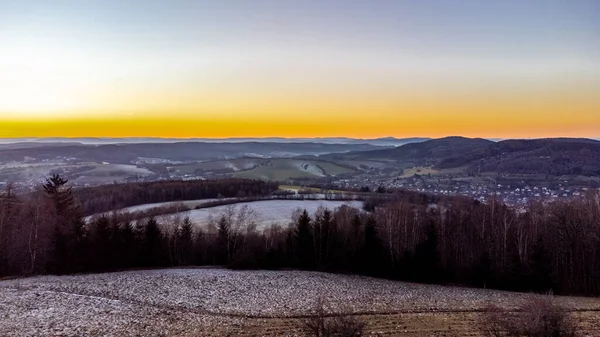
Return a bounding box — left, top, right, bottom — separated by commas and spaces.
85, 200, 364, 229
2, 268, 599, 336
95, 198, 228, 215
156, 200, 364, 228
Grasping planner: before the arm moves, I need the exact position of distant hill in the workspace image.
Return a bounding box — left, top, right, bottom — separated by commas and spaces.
0, 142, 388, 164
475, 138, 600, 176
324, 137, 600, 176
324, 137, 494, 166
0, 137, 430, 147
0, 142, 85, 150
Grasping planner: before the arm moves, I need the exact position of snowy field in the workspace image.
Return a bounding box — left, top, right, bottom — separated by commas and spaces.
85, 200, 364, 229
1, 269, 599, 336
96, 198, 229, 215
156, 200, 364, 228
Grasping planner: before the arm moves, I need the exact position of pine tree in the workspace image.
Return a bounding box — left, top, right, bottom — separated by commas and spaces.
91, 216, 112, 271
119, 222, 137, 268
43, 174, 82, 273
349, 214, 362, 270
0, 184, 18, 275
295, 210, 314, 269
142, 218, 165, 267
314, 209, 332, 270
43, 174, 74, 214
175, 217, 194, 265
217, 215, 230, 264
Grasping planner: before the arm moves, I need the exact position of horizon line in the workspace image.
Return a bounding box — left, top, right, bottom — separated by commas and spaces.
1, 136, 599, 141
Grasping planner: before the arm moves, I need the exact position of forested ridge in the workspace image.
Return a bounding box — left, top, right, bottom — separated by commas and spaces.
325, 137, 600, 176
1, 175, 599, 296
73, 179, 279, 215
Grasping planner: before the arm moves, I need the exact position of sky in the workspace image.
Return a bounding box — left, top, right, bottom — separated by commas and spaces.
1, 0, 599, 139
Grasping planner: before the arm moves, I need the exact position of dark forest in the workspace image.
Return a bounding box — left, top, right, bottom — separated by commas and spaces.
1, 175, 599, 296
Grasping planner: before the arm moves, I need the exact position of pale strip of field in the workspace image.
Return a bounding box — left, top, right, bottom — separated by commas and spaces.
156, 200, 364, 228
84, 164, 154, 176
232, 159, 354, 181
114, 198, 227, 213
83, 198, 226, 222
1, 269, 599, 336
278, 185, 347, 194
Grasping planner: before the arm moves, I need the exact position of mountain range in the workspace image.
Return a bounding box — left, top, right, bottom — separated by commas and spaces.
0, 137, 430, 147
1, 136, 599, 177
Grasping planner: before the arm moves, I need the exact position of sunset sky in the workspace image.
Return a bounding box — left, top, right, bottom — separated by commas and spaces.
1, 0, 599, 139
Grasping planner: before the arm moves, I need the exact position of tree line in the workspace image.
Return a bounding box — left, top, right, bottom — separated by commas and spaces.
74, 178, 279, 215
1, 175, 599, 296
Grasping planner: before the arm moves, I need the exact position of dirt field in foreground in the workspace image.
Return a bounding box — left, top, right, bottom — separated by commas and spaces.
210, 311, 600, 336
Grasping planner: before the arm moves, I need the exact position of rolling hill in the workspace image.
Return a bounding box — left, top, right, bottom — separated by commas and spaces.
323, 137, 494, 166
324, 137, 600, 176
0, 142, 387, 164
477, 138, 600, 176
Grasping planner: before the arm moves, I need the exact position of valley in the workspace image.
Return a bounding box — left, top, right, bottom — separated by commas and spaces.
2, 136, 597, 207
2, 1, 598, 335
88, 199, 364, 230
0, 137, 600, 207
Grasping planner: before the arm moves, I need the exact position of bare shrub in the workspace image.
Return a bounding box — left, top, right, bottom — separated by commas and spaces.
479, 296, 577, 337
302, 297, 366, 337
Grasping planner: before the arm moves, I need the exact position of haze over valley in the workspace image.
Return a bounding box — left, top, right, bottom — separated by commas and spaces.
2, 136, 598, 207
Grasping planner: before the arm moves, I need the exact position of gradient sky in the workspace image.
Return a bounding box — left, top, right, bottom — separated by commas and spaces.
1, 0, 599, 138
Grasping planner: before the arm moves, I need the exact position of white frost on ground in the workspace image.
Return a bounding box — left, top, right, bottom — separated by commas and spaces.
156, 200, 364, 229
292, 161, 325, 177
85, 200, 363, 228
2, 269, 599, 336
109, 198, 225, 214
84, 198, 234, 222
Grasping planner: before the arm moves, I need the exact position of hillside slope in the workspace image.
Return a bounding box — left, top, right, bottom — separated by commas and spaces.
0, 142, 386, 164
476, 138, 600, 176
2, 269, 599, 336
325, 137, 600, 176
324, 137, 493, 166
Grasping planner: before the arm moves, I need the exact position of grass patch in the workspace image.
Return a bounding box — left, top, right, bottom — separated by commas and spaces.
233, 159, 354, 182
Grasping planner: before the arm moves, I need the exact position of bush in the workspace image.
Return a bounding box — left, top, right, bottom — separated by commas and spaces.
301, 297, 366, 337
479, 296, 577, 337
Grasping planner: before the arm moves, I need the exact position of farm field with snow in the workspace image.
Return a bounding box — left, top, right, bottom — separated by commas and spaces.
1, 268, 600, 336
89, 198, 228, 216
154, 200, 364, 229
232, 159, 354, 181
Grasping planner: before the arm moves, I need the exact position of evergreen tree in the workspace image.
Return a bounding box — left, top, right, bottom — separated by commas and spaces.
314, 208, 332, 270
295, 210, 314, 269
175, 217, 194, 265
142, 218, 165, 267
43, 174, 74, 213
193, 229, 206, 265
349, 214, 362, 270
91, 216, 112, 271
43, 174, 82, 273
0, 184, 18, 275
119, 222, 137, 269
217, 216, 230, 265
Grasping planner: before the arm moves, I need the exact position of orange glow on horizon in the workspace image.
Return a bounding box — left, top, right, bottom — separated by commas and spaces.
2, 83, 599, 139
1, 1, 599, 140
